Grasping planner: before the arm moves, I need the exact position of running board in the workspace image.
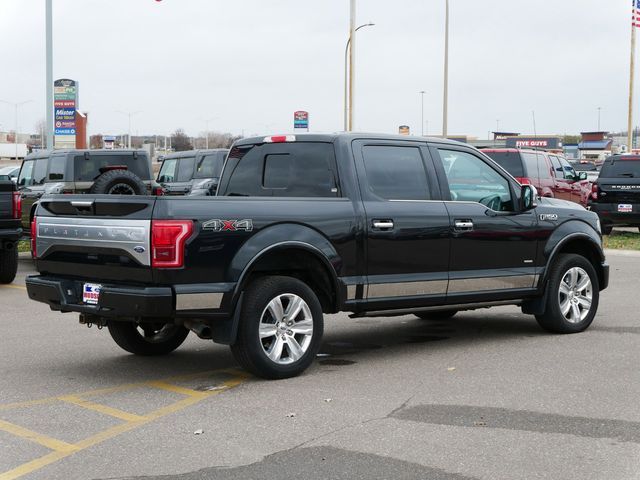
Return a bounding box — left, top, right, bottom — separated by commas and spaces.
349, 300, 522, 318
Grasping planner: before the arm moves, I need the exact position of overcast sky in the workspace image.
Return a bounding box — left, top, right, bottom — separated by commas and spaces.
0, 0, 634, 139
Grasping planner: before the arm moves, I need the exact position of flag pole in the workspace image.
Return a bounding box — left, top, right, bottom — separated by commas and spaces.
629, 6, 636, 151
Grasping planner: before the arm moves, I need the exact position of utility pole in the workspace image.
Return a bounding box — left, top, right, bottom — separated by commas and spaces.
46, 0, 53, 149
343, 22, 374, 131
116, 111, 141, 149
348, 0, 356, 131
420, 91, 426, 136
597, 106, 601, 131
442, 0, 449, 138
629, 20, 636, 151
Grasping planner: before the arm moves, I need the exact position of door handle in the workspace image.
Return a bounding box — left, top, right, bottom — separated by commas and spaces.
454, 220, 474, 231
372, 220, 394, 230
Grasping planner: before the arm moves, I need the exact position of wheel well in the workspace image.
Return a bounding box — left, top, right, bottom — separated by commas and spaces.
554, 238, 604, 287
241, 248, 338, 313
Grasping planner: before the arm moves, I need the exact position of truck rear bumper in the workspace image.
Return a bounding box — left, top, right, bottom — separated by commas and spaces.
590, 203, 640, 226
0, 227, 22, 247
26, 275, 174, 318
25, 275, 235, 319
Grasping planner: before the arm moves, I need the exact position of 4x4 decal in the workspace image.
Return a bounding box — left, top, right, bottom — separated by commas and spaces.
202, 219, 253, 232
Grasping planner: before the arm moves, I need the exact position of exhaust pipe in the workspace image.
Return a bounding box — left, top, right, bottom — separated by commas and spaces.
184, 320, 212, 339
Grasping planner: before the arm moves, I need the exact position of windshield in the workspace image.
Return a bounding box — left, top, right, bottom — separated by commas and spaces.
482, 151, 524, 177
600, 158, 640, 178
194, 154, 224, 178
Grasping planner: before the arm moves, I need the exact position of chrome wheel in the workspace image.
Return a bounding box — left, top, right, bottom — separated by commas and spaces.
558, 266, 593, 323
259, 293, 314, 365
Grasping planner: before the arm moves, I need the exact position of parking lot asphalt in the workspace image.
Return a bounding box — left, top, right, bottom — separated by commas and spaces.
1, 252, 639, 480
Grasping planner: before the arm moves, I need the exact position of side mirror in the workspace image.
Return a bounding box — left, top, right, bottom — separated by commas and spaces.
578, 171, 588, 181
521, 184, 537, 211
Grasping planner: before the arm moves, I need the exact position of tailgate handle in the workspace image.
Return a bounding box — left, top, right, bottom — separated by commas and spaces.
71, 200, 94, 208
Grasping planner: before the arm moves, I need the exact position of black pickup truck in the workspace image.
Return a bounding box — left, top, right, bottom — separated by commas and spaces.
25, 134, 609, 379
0, 179, 21, 283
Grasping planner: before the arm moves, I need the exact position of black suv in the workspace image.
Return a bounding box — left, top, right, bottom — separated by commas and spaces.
17, 149, 160, 232
157, 149, 228, 195
589, 154, 640, 234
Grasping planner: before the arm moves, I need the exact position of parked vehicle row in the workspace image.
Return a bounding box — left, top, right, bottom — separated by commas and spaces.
157, 149, 228, 196
0, 178, 21, 283
25, 133, 608, 379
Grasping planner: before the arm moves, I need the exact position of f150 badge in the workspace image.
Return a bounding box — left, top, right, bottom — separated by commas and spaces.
539, 213, 558, 221
202, 219, 253, 232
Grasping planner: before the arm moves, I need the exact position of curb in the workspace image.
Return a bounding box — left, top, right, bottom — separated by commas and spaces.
604, 249, 640, 257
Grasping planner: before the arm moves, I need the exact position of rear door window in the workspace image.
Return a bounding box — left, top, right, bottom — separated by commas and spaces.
548, 155, 563, 178
361, 145, 430, 200
220, 142, 339, 197
195, 153, 225, 178
521, 152, 545, 179
47, 155, 67, 181
74, 154, 150, 181
177, 157, 195, 182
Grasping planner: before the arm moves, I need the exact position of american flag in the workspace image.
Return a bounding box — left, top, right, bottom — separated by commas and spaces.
634, 0, 640, 27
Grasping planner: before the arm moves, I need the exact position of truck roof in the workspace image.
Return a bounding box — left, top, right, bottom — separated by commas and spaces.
24, 149, 148, 160
163, 149, 228, 160
235, 132, 465, 147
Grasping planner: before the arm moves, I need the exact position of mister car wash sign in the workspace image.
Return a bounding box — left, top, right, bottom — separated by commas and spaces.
54, 79, 78, 148
294, 111, 309, 130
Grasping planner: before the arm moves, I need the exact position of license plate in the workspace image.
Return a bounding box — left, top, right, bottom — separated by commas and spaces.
82, 283, 102, 305
618, 204, 633, 213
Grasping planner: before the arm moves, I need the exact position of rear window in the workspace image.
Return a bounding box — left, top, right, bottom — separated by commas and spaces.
73, 153, 150, 182
194, 153, 225, 179
18, 158, 48, 187
483, 151, 524, 177
219, 143, 339, 197
600, 158, 640, 178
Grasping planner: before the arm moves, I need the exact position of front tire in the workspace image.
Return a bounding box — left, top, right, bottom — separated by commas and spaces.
0, 248, 18, 284
535, 254, 599, 334
107, 321, 189, 355
231, 276, 324, 380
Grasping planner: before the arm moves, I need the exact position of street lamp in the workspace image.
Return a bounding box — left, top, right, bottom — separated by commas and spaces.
46, 0, 53, 149
442, 0, 449, 137
116, 110, 141, 149
0, 99, 33, 159
419, 91, 427, 136
597, 107, 602, 131
344, 21, 375, 131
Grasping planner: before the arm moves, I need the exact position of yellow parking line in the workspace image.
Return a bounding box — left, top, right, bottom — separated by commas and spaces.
58, 396, 146, 423
146, 381, 209, 398
0, 419, 78, 453
0, 284, 26, 290
0, 451, 69, 480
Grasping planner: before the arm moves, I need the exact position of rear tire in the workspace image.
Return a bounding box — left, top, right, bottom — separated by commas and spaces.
90, 169, 147, 195
535, 254, 599, 334
0, 248, 18, 284
231, 276, 324, 380
415, 310, 458, 321
107, 321, 189, 355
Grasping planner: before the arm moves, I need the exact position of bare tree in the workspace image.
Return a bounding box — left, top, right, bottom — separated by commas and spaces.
171, 129, 193, 151
90, 134, 103, 149
34, 119, 47, 148
205, 132, 243, 149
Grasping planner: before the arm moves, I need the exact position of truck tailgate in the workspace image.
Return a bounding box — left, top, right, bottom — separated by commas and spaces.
34, 195, 156, 283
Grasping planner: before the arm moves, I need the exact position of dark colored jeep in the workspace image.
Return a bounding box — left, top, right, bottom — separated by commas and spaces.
157, 149, 228, 196
17, 149, 161, 232
588, 154, 640, 234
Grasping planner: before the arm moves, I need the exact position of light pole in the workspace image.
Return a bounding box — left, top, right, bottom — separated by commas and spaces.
201, 117, 217, 149
496, 119, 500, 132
116, 111, 141, 149
0, 99, 32, 159
597, 107, 601, 131
344, 21, 374, 131
46, 0, 53, 149
419, 91, 426, 136
442, 0, 450, 137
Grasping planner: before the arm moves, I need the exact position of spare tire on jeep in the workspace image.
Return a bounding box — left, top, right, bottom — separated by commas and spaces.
90, 169, 147, 195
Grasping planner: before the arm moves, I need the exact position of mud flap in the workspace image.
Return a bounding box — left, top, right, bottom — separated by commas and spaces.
210, 292, 243, 345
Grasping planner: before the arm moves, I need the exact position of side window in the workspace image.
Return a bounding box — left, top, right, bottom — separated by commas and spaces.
361, 145, 429, 200
194, 154, 224, 178
559, 157, 577, 180
549, 155, 563, 178
437, 149, 513, 211
48, 156, 66, 181
157, 159, 178, 183
177, 157, 195, 182
32, 159, 48, 185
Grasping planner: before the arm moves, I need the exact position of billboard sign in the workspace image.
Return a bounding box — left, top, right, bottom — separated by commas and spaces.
54, 79, 78, 148
294, 110, 309, 130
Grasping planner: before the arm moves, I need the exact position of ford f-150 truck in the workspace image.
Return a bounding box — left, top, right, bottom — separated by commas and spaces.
0, 179, 21, 283
25, 134, 609, 379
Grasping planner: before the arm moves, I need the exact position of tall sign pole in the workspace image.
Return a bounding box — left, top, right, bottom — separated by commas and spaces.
442, 0, 449, 138
348, 0, 356, 131
629, 8, 637, 151
46, 0, 54, 149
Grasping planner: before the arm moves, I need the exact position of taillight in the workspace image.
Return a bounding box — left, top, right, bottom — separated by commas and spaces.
153, 186, 164, 196
30, 217, 37, 258
11, 191, 21, 220
591, 183, 598, 200
151, 220, 193, 268
515, 177, 532, 185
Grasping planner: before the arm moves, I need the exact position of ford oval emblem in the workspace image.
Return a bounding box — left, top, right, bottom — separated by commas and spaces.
133, 246, 146, 254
